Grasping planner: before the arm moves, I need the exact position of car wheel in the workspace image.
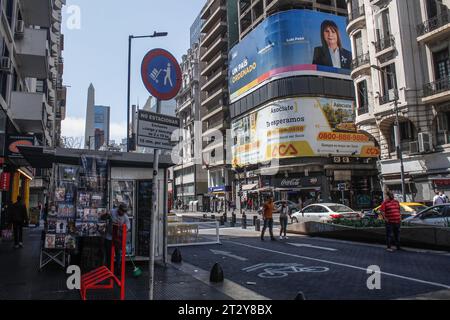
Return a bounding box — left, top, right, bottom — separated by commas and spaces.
292, 217, 298, 223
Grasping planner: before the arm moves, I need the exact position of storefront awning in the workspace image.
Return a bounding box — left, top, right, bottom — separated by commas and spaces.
383, 178, 412, 185
17, 146, 174, 169
242, 183, 258, 191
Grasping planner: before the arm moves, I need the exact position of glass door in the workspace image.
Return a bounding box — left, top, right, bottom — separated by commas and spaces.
137, 180, 153, 257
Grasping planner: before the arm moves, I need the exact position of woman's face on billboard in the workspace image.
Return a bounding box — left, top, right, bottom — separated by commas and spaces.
324, 27, 338, 49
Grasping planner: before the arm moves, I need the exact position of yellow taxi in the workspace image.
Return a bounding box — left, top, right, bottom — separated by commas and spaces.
372, 202, 429, 220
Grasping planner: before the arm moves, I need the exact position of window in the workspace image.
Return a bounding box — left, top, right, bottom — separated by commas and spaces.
354, 32, 363, 58
375, 9, 391, 40
390, 121, 416, 152
381, 63, 397, 101
303, 206, 320, 213
433, 49, 450, 80
357, 80, 368, 111
436, 111, 450, 145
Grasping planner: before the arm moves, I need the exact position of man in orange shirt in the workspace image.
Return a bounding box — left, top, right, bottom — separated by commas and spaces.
261, 196, 276, 241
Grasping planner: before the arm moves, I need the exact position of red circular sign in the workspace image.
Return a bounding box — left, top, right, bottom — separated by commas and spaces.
141, 48, 182, 101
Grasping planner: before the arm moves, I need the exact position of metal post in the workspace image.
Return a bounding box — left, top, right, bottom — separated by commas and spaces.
149, 100, 161, 300
393, 84, 406, 202
126, 36, 132, 153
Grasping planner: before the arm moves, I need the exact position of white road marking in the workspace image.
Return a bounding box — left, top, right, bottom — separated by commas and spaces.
226, 240, 450, 290
210, 249, 249, 261
288, 243, 337, 251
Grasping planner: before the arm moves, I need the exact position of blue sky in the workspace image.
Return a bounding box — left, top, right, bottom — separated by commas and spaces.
61, 0, 205, 143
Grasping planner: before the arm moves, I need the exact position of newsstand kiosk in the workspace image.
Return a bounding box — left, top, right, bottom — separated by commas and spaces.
18, 146, 172, 271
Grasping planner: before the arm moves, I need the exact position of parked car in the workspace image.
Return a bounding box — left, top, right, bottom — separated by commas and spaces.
403, 204, 450, 227
291, 203, 360, 223
368, 202, 429, 220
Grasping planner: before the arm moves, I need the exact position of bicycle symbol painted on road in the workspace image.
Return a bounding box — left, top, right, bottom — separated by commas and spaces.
243, 263, 329, 279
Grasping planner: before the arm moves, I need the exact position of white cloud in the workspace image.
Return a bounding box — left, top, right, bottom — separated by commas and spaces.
61, 116, 126, 145
61, 116, 85, 139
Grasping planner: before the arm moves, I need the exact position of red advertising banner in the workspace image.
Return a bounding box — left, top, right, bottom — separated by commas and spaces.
0, 172, 11, 190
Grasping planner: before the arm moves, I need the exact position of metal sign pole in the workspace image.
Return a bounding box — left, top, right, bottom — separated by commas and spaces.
149, 99, 161, 300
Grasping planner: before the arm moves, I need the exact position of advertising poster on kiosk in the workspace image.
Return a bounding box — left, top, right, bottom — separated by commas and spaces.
228, 9, 352, 103
231, 97, 380, 167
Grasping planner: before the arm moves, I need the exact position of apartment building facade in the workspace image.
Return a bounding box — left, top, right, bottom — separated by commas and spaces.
347, 0, 450, 201
0, 0, 66, 213
229, 0, 381, 210
200, 0, 235, 211
174, 43, 208, 210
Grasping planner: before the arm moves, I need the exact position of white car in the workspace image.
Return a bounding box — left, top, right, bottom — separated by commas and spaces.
291, 203, 360, 223
403, 204, 450, 227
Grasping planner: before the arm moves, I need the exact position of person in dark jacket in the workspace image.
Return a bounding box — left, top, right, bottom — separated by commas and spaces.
8, 196, 29, 248
312, 20, 352, 69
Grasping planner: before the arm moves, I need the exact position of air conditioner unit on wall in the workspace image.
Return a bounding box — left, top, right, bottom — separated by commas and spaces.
418, 132, 433, 153
409, 141, 419, 154
15, 20, 25, 38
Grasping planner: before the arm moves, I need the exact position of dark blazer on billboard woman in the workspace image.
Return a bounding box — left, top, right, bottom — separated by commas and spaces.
312, 46, 352, 69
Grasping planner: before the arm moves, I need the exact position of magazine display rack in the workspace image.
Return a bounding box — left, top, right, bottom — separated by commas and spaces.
39, 155, 109, 271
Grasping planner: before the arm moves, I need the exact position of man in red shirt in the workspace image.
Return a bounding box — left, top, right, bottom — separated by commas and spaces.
379, 191, 402, 252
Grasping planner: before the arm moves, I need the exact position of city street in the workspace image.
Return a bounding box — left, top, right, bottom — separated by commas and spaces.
170, 227, 450, 300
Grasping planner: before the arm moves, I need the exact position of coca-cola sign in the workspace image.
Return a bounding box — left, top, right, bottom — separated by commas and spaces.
264, 175, 322, 188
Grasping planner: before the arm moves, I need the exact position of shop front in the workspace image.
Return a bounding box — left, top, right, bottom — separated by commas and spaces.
18, 146, 172, 267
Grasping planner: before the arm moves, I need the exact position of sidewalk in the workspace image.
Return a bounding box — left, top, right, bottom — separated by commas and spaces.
0, 226, 231, 300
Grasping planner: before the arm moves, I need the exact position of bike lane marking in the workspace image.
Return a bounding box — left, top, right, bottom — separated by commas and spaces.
225, 240, 450, 290
287, 243, 337, 251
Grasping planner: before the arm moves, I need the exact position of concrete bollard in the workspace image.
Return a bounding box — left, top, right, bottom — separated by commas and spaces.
171, 248, 182, 263
219, 215, 225, 226
294, 291, 306, 300
242, 214, 247, 229
255, 218, 261, 232
231, 213, 237, 227
210, 263, 224, 283
253, 215, 257, 226
211, 215, 215, 221
223, 213, 227, 223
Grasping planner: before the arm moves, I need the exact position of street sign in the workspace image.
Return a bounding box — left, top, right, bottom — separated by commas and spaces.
338, 183, 346, 191
141, 48, 182, 101
137, 110, 180, 150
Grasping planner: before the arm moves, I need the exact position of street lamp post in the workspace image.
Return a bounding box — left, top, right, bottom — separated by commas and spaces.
126, 32, 168, 152
371, 65, 406, 202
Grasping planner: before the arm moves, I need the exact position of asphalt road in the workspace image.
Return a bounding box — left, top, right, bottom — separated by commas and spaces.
170, 228, 450, 300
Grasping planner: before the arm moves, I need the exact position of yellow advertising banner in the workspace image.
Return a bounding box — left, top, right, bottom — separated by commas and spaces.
231, 97, 380, 167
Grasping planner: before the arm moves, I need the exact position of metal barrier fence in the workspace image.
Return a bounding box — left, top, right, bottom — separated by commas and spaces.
167, 221, 220, 247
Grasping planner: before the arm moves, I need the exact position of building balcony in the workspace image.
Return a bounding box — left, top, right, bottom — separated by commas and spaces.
10, 91, 46, 134
346, 5, 366, 34
202, 19, 227, 48
357, 105, 369, 116
417, 13, 450, 44
201, 104, 228, 122
201, 68, 227, 92
201, 86, 227, 109
19, 0, 52, 27
201, 51, 227, 77
15, 28, 48, 78
374, 35, 395, 55
201, 36, 227, 62
201, 0, 226, 28
350, 53, 370, 78
422, 76, 450, 105
378, 90, 397, 106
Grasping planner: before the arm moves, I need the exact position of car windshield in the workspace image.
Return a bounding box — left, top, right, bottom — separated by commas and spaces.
328, 205, 355, 213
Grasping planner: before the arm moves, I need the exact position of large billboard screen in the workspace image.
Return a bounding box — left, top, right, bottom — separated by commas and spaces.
231, 97, 380, 167
229, 10, 352, 103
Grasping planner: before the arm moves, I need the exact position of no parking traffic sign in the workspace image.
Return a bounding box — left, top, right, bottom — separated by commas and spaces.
141, 48, 182, 101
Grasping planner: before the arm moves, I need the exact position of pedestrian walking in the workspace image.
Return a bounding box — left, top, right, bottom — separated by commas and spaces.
297, 197, 303, 211
439, 191, 449, 204
7, 196, 29, 249
433, 191, 445, 205
379, 191, 402, 252
279, 203, 289, 240
261, 196, 275, 241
